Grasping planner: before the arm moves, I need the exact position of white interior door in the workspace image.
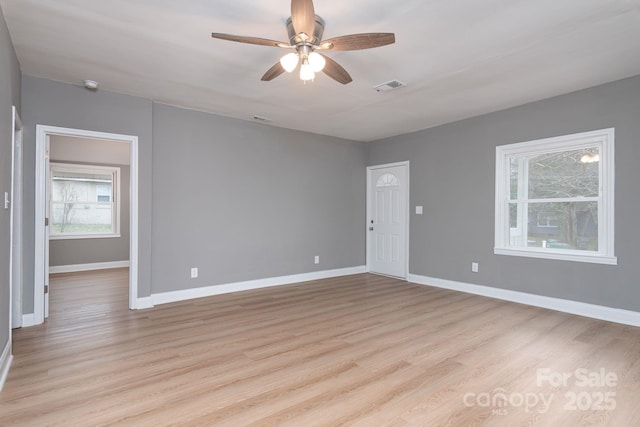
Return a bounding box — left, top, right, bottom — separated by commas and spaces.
367, 163, 408, 278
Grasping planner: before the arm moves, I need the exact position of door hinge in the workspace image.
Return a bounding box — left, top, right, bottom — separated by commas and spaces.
45, 217, 49, 226
44, 285, 49, 294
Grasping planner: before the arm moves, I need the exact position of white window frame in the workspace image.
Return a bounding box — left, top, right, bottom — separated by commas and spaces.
49, 162, 121, 240
494, 128, 616, 265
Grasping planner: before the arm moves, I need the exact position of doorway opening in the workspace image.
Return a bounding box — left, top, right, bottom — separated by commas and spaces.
34, 126, 139, 325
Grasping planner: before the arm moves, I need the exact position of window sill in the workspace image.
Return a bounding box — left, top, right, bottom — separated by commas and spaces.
50, 233, 121, 241
494, 247, 617, 265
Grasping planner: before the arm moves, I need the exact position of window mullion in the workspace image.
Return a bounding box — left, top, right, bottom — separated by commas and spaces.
514, 156, 528, 247
515, 197, 600, 204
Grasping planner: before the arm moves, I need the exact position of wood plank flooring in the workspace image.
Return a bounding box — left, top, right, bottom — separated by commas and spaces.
2, 269, 639, 426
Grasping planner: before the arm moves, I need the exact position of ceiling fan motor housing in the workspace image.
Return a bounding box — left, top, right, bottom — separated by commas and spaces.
286, 15, 325, 46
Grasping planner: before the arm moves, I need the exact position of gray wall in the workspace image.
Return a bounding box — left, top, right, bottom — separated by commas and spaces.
21, 75, 153, 313
49, 164, 130, 267
151, 103, 366, 292
20, 76, 366, 313
368, 75, 640, 312
18, 66, 639, 316
0, 5, 21, 353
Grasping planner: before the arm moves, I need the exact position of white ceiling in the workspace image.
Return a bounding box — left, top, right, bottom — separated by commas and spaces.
2, 0, 640, 142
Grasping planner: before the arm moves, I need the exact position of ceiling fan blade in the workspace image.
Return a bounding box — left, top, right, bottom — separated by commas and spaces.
320, 54, 352, 85
319, 33, 395, 51
261, 62, 286, 81
291, 0, 316, 39
212, 33, 291, 48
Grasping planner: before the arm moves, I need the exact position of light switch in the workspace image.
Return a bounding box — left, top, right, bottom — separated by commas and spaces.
415, 206, 423, 215
4, 192, 9, 210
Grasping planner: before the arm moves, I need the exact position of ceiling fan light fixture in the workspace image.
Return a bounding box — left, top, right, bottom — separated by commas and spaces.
280, 52, 299, 73
308, 52, 326, 72
300, 61, 315, 81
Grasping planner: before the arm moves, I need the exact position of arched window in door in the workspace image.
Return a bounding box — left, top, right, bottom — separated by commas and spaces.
376, 173, 399, 187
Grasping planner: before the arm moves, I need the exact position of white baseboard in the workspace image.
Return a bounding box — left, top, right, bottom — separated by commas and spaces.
49, 260, 130, 274
0, 339, 13, 391
21, 313, 35, 328
134, 297, 154, 310
408, 274, 640, 327
148, 266, 366, 307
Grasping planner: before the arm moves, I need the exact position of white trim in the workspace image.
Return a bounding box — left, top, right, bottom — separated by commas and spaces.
49, 260, 130, 274
128, 133, 139, 310
144, 266, 366, 308
10, 106, 23, 329
35, 125, 139, 324
135, 297, 154, 310
408, 273, 640, 327
494, 248, 617, 265
21, 313, 36, 328
494, 128, 615, 265
49, 233, 122, 241
366, 161, 410, 279
0, 339, 13, 391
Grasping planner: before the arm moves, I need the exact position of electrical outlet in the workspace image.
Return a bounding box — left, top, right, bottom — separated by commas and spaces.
190, 267, 198, 278
471, 262, 479, 273
314, 256, 320, 264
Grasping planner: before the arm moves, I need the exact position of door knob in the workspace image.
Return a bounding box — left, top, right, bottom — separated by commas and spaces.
369, 227, 374, 231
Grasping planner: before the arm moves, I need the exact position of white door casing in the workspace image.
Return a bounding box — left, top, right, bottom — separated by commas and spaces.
367, 162, 409, 278
44, 135, 50, 318
34, 125, 140, 325
10, 106, 23, 329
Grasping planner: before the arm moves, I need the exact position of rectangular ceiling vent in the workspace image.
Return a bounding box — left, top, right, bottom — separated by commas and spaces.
374, 80, 407, 92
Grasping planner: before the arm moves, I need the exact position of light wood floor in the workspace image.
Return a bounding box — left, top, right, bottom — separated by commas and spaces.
2, 269, 639, 426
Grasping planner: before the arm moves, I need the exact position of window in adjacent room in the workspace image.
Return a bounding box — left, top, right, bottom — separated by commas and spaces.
50, 163, 120, 239
495, 128, 616, 265
95, 184, 111, 202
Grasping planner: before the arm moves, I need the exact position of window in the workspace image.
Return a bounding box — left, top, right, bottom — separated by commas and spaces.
96, 184, 111, 202
536, 212, 559, 228
377, 173, 399, 187
495, 128, 616, 264
50, 163, 120, 239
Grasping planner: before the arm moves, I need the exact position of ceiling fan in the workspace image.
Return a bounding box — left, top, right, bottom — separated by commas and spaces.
211, 0, 395, 84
